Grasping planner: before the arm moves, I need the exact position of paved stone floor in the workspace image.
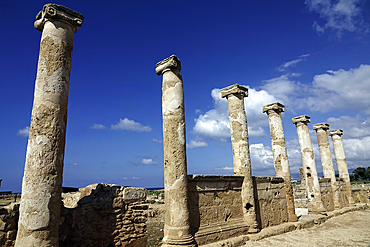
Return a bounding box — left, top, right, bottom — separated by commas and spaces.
244, 210, 370, 247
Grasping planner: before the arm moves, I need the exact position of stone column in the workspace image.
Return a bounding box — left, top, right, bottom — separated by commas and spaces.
292, 115, 326, 214
220, 84, 259, 233
156, 55, 195, 246
313, 123, 342, 209
15, 4, 83, 247
328, 129, 355, 206
263, 102, 297, 222
299, 167, 306, 185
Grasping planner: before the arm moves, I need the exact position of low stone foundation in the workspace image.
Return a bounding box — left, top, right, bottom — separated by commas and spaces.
352, 184, 370, 203
319, 178, 334, 212
0, 203, 19, 247
187, 175, 288, 245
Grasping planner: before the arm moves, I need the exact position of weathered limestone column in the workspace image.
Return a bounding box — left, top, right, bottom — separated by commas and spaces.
328, 129, 355, 206
263, 102, 297, 222
220, 84, 259, 233
299, 167, 306, 185
313, 123, 342, 209
15, 4, 83, 247
292, 115, 326, 214
156, 55, 195, 246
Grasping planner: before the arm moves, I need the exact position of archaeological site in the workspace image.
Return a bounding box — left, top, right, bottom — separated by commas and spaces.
0, 3, 369, 247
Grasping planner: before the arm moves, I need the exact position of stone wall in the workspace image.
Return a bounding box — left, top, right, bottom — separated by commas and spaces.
0, 203, 19, 247
253, 177, 288, 228
318, 178, 334, 212
60, 183, 147, 247
1, 184, 148, 247
188, 175, 247, 245
351, 184, 370, 203
338, 178, 349, 207
187, 175, 288, 245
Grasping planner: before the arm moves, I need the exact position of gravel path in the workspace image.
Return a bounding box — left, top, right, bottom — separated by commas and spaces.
244, 210, 370, 247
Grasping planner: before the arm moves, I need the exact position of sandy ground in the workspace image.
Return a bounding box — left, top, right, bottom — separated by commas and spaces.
244, 210, 370, 247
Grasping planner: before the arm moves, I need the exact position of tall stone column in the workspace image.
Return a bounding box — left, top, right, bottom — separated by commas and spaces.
220, 84, 259, 233
292, 115, 326, 214
328, 129, 355, 206
313, 123, 342, 209
263, 102, 297, 222
15, 4, 83, 247
156, 55, 195, 246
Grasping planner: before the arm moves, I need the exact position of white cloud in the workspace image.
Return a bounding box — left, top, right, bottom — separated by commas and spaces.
111, 118, 152, 132
141, 158, 158, 165
132, 177, 140, 179
250, 143, 274, 172
327, 115, 370, 138
278, 54, 310, 72
91, 123, 106, 129
305, 0, 365, 36
68, 163, 78, 166
193, 87, 276, 141
262, 64, 370, 115
17, 126, 30, 137
342, 136, 370, 168
187, 138, 208, 149
153, 138, 163, 144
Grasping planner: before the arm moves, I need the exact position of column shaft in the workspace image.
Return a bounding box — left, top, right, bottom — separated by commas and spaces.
221, 84, 259, 233
313, 123, 341, 209
263, 103, 297, 222
292, 115, 326, 214
156, 55, 195, 246
329, 130, 355, 206
16, 4, 83, 247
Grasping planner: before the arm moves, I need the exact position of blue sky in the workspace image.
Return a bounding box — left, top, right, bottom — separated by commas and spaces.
1, 0, 369, 192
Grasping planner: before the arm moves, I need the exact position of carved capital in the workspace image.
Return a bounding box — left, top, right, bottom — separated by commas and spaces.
34, 4, 84, 32
155, 55, 181, 75
263, 102, 285, 114
220, 84, 248, 98
292, 115, 311, 125
328, 129, 343, 137
312, 123, 330, 131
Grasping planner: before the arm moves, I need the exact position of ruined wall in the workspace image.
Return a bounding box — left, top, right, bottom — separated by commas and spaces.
1, 184, 147, 247
318, 178, 334, 212
0, 203, 19, 247
60, 183, 147, 247
351, 184, 370, 204
187, 175, 288, 245
188, 175, 247, 245
253, 177, 288, 229
338, 178, 349, 207
292, 182, 308, 208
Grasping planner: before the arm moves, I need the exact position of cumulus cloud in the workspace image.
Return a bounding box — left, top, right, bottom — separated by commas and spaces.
187, 138, 208, 149
250, 143, 274, 173
342, 136, 370, 168
68, 163, 78, 166
305, 0, 365, 36
278, 54, 310, 72
193, 87, 276, 141
91, 123, 106, 129
141, 158, 158, 165
111, 118, 152, 132
262, 64, 370, 115
17, 126, 30, 137
327, 115, 370, 138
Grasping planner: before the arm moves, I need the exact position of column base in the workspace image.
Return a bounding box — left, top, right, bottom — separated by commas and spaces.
162, 225, 196, 247
288, 213, 298, 222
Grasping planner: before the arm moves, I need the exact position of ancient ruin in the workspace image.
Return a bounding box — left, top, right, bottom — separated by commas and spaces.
220, 84, 259, 233
156, 55, 195, 246
292, 115, 326, 214
15, 4, 84, 246
329, 129, 355, 206
263, 102, 297, 222
313, 123, 342, 209
7, 4, 367, 247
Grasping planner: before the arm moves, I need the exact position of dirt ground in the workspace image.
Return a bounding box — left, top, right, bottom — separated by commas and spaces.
244, 210, 370, 247
146, 203, 165, 246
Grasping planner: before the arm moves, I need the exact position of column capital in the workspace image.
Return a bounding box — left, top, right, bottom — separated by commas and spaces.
329, 129, 343, 137
155, 55, 181, 75
262, 102, 285, 114
292, 115, 310, 125
220, 84, 248, 98
34, 4, 84, 32
312, 123, 329, 131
